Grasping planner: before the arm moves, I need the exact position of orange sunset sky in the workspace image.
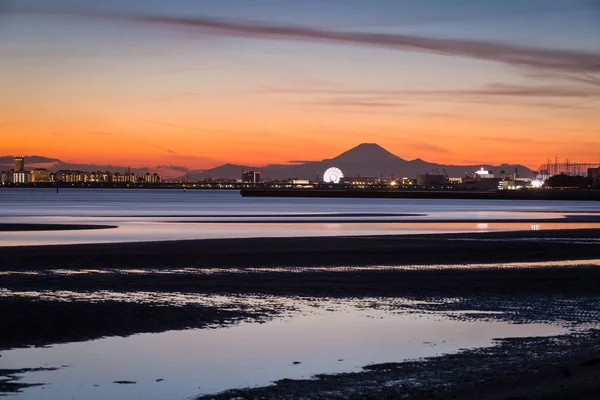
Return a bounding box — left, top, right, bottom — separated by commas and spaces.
1, 0, 599, 173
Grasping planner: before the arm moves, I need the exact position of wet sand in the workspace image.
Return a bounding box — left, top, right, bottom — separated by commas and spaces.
1, 228, 599, 270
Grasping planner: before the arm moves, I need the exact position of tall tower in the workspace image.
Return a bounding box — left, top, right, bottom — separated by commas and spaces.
14, 156, 24, 172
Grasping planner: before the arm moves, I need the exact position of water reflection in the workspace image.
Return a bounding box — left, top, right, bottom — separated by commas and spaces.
1, 189, 599, 246
1, 221, 600, 247
1, 259, 599, 277
0, 301, 569, 400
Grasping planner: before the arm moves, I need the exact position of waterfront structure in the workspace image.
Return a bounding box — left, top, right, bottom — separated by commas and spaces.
242, 170, 261, 184
474, 168, 494, 179
0, 170, 10, 185
416, 174, 445, 186
14, 156, 24, 172
31, 169, 51, 183
538, 159, 599, 177
341, 176, 381, 186
12, 171, 30, 184
54, 170, 161, 184
323, 167, 344, 184
143, 173, 161, 183
498, 179, 529, 190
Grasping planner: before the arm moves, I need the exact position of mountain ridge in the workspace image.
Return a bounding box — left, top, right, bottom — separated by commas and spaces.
0, 144, 536, 181
187, 143, 534, 180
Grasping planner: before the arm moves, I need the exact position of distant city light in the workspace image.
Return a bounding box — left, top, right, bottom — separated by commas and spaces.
531, 179, 544, 188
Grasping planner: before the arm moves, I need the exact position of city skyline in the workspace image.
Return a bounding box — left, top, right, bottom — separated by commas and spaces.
1, 0, 599, 170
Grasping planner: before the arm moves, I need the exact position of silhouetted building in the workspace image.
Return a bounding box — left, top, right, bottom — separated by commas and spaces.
341, 176, 381, 186
589, 168, 600, 182
416, 174, 445, 186
242, 170, 260, 184
54, 170, 160, 184
0, 171, 9, 185
14, 156, 24, 172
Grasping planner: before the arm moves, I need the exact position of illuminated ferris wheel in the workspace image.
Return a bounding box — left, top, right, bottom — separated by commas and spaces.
323, 167, 344, 184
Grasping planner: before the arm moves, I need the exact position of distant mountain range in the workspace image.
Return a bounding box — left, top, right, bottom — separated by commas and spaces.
0, 156, 184, 178
183, 143, 534, 180
0, 144, 535, 181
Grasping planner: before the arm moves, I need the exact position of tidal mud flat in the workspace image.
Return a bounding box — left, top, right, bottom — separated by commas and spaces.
1, 228, 600, 270
1, 229, 600, 399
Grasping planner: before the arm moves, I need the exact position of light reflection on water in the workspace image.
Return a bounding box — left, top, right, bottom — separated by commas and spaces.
2, 221, 600, 247
0, 296, 569, 400
1, 259, 599, 277
2, 188, 599, 217
0, 289, 463, 315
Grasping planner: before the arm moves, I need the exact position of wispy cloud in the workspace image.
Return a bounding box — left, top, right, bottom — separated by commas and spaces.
404, 142, 451, 154
156, 164, 188, 172
145, 142, 178, 155
264, 83, 600, 98
12, 7, 600, 74
309, 99, 406, 108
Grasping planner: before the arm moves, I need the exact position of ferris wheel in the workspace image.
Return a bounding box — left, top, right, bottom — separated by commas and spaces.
323, 167, 344, 184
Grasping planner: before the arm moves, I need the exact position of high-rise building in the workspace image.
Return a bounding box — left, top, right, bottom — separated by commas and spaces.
14, 156, 24, 172
0, 171, 10, 185
242, 170, 260, 184
12, 171, 30, 184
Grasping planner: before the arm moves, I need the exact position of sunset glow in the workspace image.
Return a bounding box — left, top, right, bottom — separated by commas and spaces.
2, 0, 599, 174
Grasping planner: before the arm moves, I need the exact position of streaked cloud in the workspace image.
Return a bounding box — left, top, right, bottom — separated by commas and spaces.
310, 100, 406, 108
12, 7, 600, 74
264, 83, 600, 98
145, 142, 178, 155
156, 165, 188, 172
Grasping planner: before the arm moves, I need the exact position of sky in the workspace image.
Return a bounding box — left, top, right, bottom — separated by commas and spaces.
1, 0, 599, 173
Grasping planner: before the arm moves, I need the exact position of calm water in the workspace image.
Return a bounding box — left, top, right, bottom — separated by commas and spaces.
0, 295, 570, 400
1, 188, 599, 246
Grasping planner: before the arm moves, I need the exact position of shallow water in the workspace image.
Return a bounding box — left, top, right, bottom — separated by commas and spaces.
1, 189, 599, 246
0, 296, 569, 400
2, 188, 599, 217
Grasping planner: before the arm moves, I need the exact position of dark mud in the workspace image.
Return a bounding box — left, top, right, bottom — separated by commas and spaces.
0, 224, 117, 232
3, 264, 600, 298
1, 229, 599, 270
0, 368, 58, 395
0, 297, 280, 352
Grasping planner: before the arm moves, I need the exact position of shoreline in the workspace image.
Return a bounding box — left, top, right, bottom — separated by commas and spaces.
0, 223, 117, 232
241, 188, 600, 201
